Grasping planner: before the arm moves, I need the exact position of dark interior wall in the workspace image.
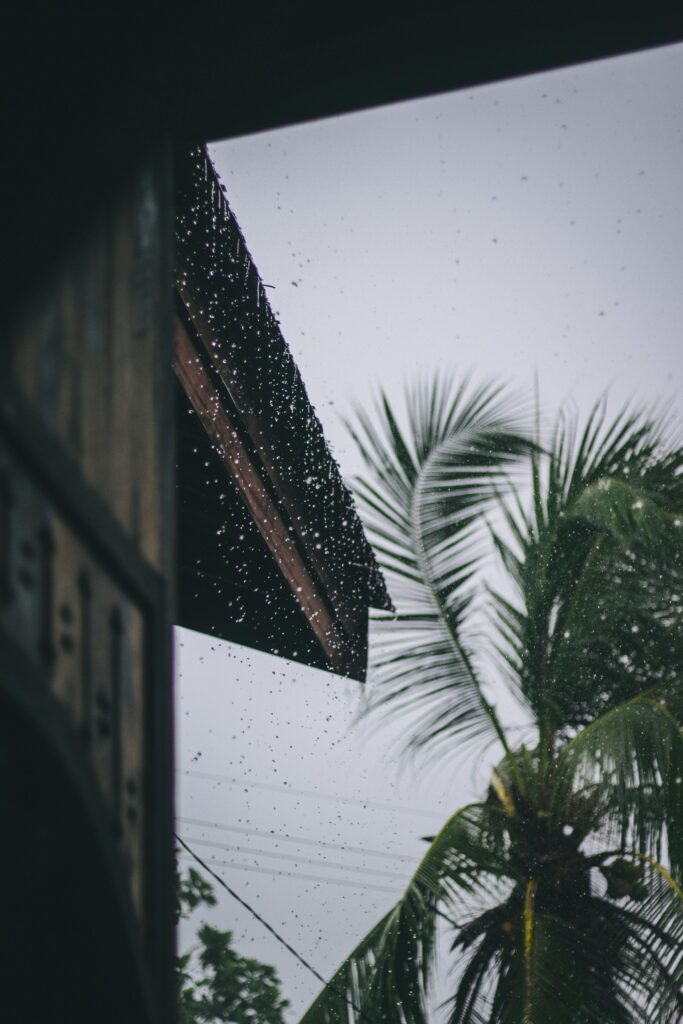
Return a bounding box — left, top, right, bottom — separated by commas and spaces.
0, 687, 153, 1024
1, 144, 175, 1024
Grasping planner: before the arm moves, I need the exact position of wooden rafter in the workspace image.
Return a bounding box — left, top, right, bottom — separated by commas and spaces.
174, 316, 354, 674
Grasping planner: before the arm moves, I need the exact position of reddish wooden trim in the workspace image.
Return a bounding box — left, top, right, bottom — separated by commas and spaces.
174, 317, 351, 672
175, 275, 372, 637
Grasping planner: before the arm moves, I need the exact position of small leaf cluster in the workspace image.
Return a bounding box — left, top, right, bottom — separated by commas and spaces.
176, 865, 289, 1024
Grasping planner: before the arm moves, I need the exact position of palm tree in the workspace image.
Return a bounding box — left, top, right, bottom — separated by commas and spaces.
299, 378, 683, 1024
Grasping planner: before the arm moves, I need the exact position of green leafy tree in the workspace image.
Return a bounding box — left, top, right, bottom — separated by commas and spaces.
300, 378, 683, 1024
176, 865, 289, 1024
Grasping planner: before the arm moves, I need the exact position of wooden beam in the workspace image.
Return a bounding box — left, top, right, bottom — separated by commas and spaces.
174, 317, 352, 673
175, 273, 374, 635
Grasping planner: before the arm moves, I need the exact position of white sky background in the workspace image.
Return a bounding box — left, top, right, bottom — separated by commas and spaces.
177, 43, 683, 1021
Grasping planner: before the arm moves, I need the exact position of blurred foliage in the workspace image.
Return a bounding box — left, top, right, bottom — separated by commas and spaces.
176, 864, 289, 1024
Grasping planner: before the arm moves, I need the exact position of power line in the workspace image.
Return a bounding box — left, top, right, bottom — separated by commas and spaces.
177, 848, 400, 894
178, 815, 417, 863
178, 768, 445, 819
176, 835, 379, 1024
180, 835, 408, 881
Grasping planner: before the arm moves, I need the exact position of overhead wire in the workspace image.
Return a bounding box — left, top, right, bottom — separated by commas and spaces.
176, 834, 380, 1024
179, 834, 408, 881
178, 767, 446, 819
178, 814, 417, 863
177, 847, 400, 894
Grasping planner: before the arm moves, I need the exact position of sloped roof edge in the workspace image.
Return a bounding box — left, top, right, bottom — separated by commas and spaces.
175, 147, 392, 617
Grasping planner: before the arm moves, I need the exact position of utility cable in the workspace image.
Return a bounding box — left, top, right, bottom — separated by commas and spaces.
177, 847, 399, 894
179, 767, 445, 819
176, 834, 379, 1024
181, 834, 408, 881
178, 815, 416, 862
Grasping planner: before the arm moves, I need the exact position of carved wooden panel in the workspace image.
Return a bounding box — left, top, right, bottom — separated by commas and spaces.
0, 437, 147, 917
8, 163, 169, 574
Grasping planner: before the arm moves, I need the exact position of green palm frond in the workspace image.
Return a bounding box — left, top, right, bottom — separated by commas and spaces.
554, 695, 683, 880
303, 383, 683, 1024
446, 861, 683, 1024
299, 804, 513, 1024
594, 863, 683, 1023
348, 376, 533, 758
490, 400, 683, 733
513, 893, 680, 1024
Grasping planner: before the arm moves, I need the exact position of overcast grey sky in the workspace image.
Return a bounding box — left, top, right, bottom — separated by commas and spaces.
177, 42, 683, 1021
